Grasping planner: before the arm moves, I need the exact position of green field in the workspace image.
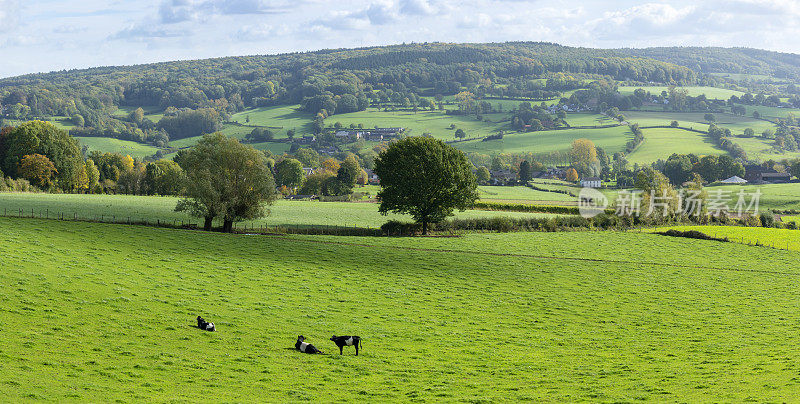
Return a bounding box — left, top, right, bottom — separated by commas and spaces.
230, 104, 315, 134
454, 126, 632, 156
0, 193, 559, 229
3, 217, 800, 401
478, 185, 574, 203
627, 128, 726, 164
75, 137, 160, 159
618, 86, 744, 100
728, 136, 800, 161
650, 225, 800, 251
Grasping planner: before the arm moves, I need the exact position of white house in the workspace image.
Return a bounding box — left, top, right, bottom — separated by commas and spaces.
580, 177, 602, 188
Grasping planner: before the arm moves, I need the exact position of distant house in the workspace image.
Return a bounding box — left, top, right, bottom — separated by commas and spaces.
296, 135, 316, 144
579, 177, 602, 188
489, 169, 516, 185
335, 131, 363, 140
720, 175, 747, 184
284, 194, 318, 200
744, 165, 791, 183
759, 172, 791, 183
302, 167, 315, 177
364, 169, 380, 185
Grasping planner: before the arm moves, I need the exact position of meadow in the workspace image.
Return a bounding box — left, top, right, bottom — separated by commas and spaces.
649, 225, 800, 251
2, 217, 800, 401
617, 86, 745, 99
626, 128, 727, 164
75, 137, 161, 159
477, 185, 575, 203
453, 126, 632, 156
729, 136, 800, 161
0, 192, 560, 229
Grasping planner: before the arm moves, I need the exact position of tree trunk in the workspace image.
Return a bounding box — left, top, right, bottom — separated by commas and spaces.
203, 216, 213, 231
422, 219, 428, 235
223, 219, 233, 233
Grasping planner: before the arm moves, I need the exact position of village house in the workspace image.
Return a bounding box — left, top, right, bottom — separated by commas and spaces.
363, 169, 380, 185
489, 169, 516, 185
579, 177, 602, 188
744, 165, 792, 183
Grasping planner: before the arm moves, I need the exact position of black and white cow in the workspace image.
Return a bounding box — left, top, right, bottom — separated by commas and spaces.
295, 335, 322, 354
196, 316, 216, 332
330, 335, 361, 355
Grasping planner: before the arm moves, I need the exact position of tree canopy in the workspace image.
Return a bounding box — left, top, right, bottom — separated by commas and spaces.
175, 133, 277, 232
374, 137, 478, 234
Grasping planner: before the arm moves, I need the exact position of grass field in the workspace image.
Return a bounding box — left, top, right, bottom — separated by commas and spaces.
230, 105, 315, 134
454, 126, 632, 156
649, 225, 800, 251
75, 137, 160, 159
3, 217, 800, 401
618, 86, 745, 100
627, 128, 727, 164
477, 185, 574, 203
0, 193, 560, 229
728, 136, 800, 161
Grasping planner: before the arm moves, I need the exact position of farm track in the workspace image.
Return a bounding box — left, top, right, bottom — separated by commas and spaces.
257, 233, 800, 277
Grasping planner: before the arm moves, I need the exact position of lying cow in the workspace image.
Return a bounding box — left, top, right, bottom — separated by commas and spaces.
295, 335, 322, 354
196, 316, 216, 332
330, 335, 361, 355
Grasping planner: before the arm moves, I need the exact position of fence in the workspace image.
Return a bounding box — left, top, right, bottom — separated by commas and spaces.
1, 207, 382, 237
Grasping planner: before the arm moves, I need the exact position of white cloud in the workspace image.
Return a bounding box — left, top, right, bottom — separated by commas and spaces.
0, 0, 20, 32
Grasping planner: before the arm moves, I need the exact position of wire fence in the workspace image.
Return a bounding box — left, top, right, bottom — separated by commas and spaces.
1, 207, 383, 237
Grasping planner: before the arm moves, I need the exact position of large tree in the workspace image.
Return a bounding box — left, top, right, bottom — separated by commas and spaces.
274, 158, 304, 189
374, 137, 478, 234
176, 133, 277, 232
0, 121, 83, 190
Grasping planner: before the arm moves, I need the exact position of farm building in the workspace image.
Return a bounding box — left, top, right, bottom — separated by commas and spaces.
579, 177, 602, 188
364, 169, 380, 185
720, 176, 747, 184
489, 169, 516, 185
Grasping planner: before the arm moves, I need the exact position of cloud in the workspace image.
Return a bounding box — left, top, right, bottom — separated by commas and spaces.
310, 0, 398, 31
234, 23, 275, 41
399, 0, 437, 16
112, 23, 189, 40
0, 0, 20, 32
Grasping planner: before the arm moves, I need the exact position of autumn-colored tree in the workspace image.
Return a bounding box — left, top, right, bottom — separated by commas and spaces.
75, 165, 89, 192
121, 155, 135, 172
569, 138, 598, 166
84, 159, 100, 192
321, 158, 340, 173
565, 167, 579, 182
18, 154, 58, 188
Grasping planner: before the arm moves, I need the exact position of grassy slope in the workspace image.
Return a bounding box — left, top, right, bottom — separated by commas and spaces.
2, 218, 800, 401
650, 225, 800, 251
75, 137, 160, 159
627, 128, 727, 164
0, 193, 559, 228
454, 126, 632, 155
617, 86, 745, 99
730, 136, 800, 161
477, 185, 574, 203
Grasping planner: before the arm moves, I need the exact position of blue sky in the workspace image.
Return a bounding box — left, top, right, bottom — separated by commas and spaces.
1, 0, 799, 78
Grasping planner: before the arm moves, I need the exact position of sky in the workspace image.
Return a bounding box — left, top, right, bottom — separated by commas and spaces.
1, 0, 800, 78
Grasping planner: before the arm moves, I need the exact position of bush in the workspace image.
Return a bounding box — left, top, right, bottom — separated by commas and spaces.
381, 220, 422, 236
660, 229, 728, 242
760, 212, 776, 228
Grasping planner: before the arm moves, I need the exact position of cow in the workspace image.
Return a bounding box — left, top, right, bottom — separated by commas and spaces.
196, 316, 216, 332
295, 335, 322, 354
330, 335, 361, 355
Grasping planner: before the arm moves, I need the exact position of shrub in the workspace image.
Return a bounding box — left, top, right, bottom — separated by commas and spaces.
381, 220, 422, 236
759, 212, 776, 228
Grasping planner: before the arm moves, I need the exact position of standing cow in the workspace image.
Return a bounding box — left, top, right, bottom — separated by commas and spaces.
295, 335, 322, 354
330, 335, 361, 355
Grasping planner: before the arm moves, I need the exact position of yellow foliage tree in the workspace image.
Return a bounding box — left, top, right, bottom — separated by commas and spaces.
569, 138, 598, 166
18, 154, 58, 188
321, 158, 340, 174
121, 155, 135, 172
565, 168, 579, 182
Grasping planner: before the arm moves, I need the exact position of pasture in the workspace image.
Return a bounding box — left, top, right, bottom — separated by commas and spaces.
729, 136, 800, 161
75, 137, 161, 159
477, 185, 575, 204
2, 217, 800, 401
626, 128, 726, 164
617, 86, 744, 100
649, 225, 800, 252
453, 126, 632, 156
0, 193, 560, 229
